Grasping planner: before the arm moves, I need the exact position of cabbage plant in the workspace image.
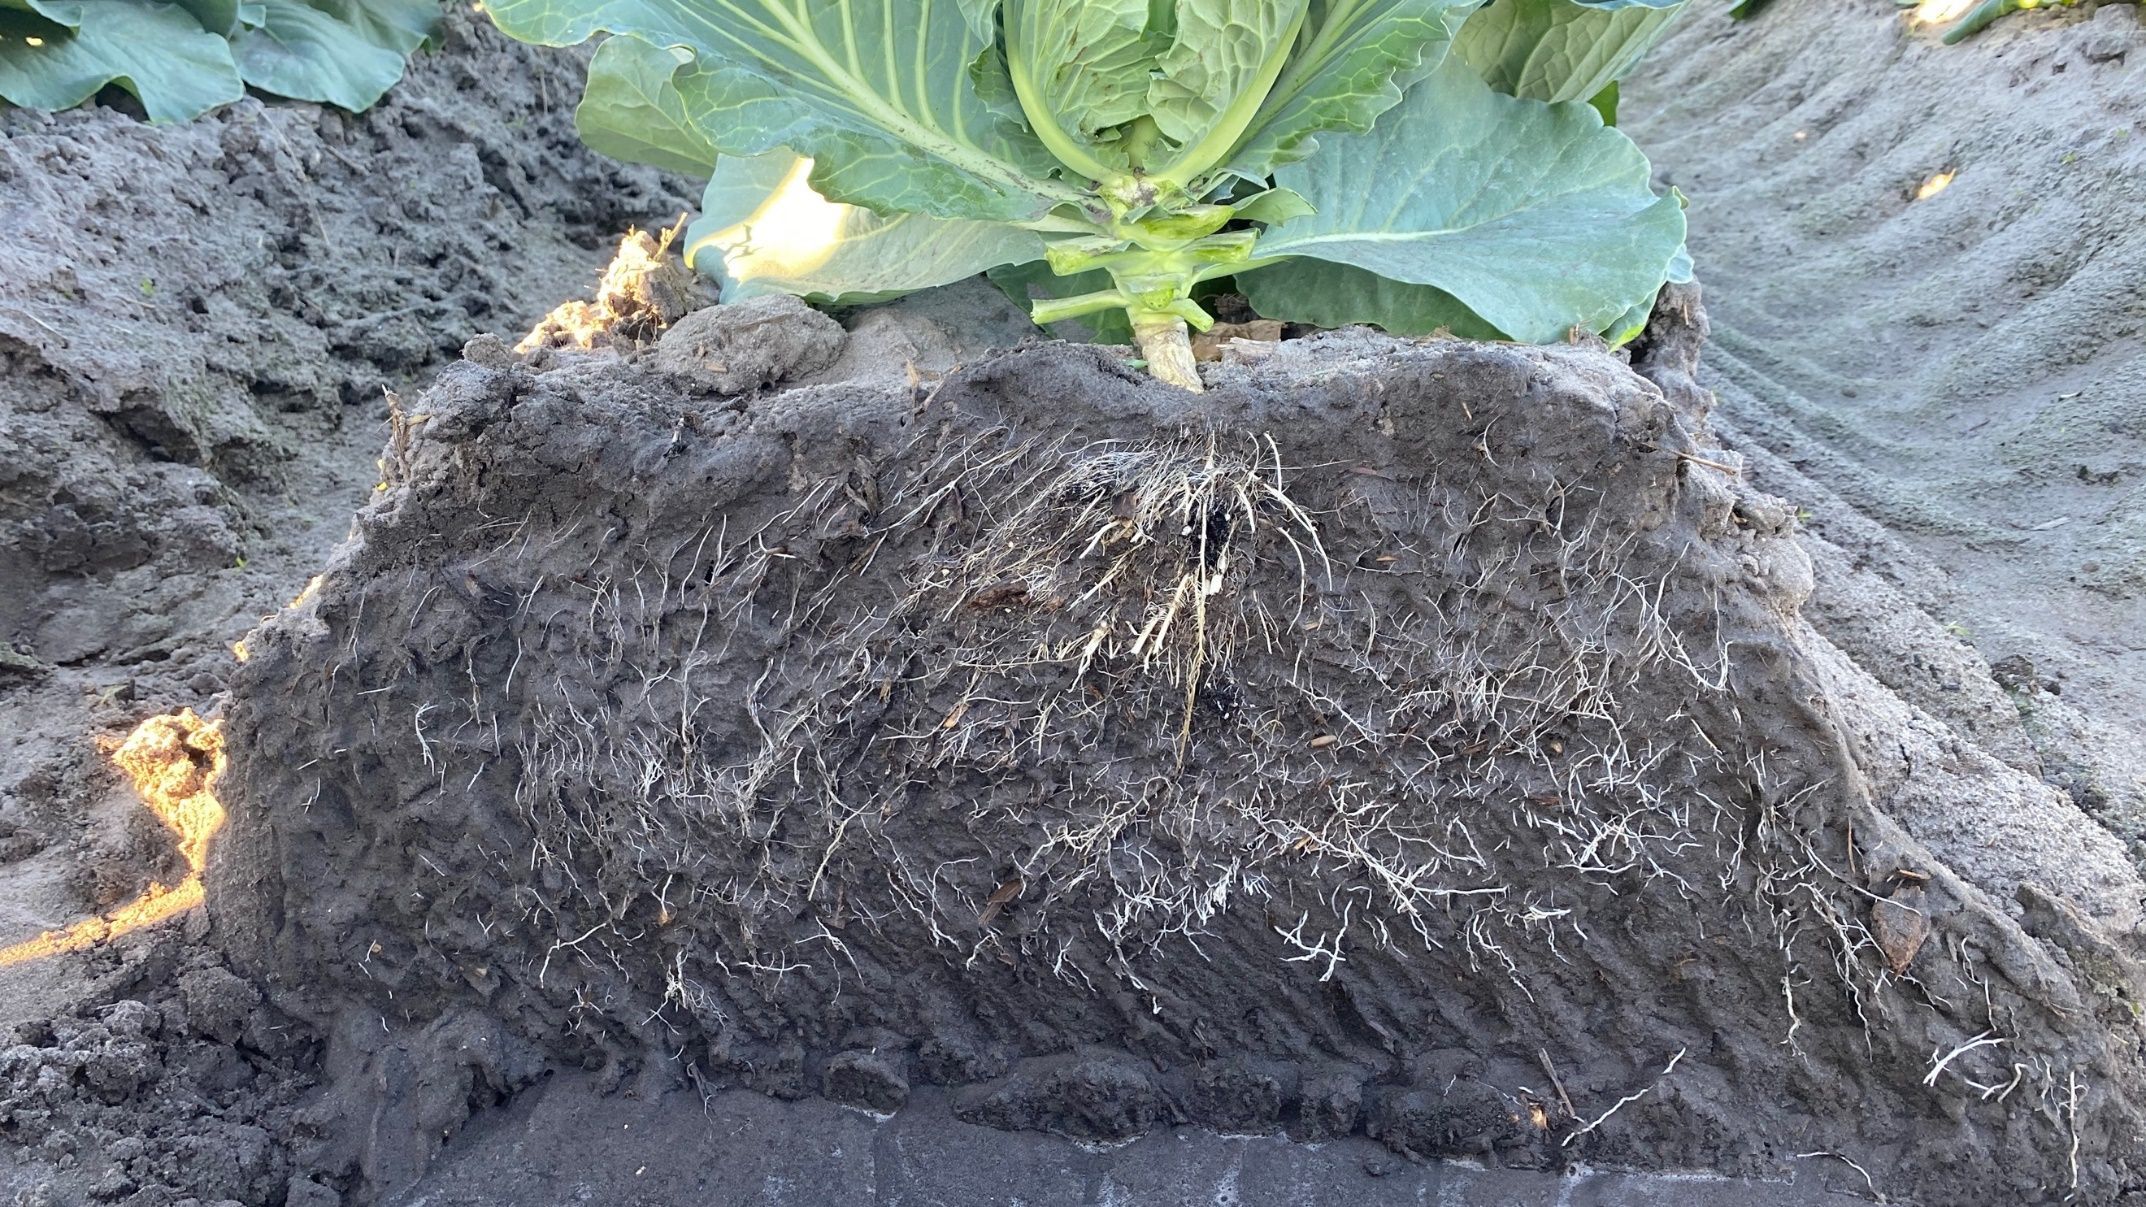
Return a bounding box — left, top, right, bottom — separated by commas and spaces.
0, 0, 438, 122
487, 0, 1690, 390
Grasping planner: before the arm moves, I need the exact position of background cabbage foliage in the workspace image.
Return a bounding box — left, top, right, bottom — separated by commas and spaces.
0, 0, 438, 122
488, 0, 1694, 386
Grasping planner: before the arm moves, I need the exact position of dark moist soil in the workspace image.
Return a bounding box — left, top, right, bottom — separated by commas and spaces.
7, 5, 2146, 1205
212, 289, 2146, 1206
0, 8, 693, 1204
389, 1070, 1854, 1207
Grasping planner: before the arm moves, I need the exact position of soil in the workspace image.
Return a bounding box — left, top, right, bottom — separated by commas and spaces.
213, 291, 2145, 1206
1624, 0, 2146, 839
395, 1072, 1851, 1207
0, 8, 693, 1203
0, 1, 2143, 1205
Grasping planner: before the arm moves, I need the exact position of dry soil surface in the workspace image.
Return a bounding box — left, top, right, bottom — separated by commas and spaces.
1626, 0, 2146, 774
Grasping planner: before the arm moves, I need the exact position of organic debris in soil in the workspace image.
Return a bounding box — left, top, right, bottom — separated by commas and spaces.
514, 221, 699, 355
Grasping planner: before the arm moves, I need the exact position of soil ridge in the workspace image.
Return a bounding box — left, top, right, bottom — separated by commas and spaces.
217, 294, 2146, 1203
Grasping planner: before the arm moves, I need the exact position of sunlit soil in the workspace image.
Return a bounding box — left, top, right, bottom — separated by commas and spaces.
0, 711, 227, 967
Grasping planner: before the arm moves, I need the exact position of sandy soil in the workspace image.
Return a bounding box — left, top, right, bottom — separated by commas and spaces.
1626, 0, 2146, 729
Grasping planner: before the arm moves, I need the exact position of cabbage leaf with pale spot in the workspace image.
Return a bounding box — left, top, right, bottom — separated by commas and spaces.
688, 149, 1048, 305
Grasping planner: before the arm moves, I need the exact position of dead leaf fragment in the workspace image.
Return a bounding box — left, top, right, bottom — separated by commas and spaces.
1872, 884, 1930, 974
1191, 319, 1284, 362
516, 217, 695, 353
978, 877, 1024, 926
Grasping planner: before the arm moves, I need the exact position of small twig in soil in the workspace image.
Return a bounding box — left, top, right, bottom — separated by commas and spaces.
1636, 441, 1742, 476
1537, 1046, 1577, 1121
1678, 452, 1742, 475
0, 304, 64, 338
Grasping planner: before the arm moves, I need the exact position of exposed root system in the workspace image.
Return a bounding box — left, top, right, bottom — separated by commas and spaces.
215, 298, 2146, 1204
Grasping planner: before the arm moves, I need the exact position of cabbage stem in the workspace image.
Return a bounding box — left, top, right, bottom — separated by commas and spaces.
1133, 313, 1202, 392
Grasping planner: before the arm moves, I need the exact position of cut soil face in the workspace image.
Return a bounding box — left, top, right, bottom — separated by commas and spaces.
0, 13, 693, 1205
0, 7, 692, 1040
5, 4, 2145, 1204
216, 294, 2146, 1204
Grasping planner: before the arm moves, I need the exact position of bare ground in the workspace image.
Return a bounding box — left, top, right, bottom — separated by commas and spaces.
0, 14, 692, 1202
2, 1, 2145, 1204
0, 10, 690, 1042
1625, 0, 2146, 779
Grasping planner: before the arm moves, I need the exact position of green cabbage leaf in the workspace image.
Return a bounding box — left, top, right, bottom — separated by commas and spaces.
492, 0, 1695, 387
0, 0, 436, 122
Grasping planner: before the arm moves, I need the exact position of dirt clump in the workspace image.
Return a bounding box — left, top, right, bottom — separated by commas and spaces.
1, 943, 318, 1206
0, 6, 692, 1036
652, 294, 848, 394
215, 293, 2146, 1204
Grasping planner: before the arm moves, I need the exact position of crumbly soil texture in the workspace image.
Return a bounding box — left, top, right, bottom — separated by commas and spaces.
215, 291, 2146, 1205
0, 9, 690, 1205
